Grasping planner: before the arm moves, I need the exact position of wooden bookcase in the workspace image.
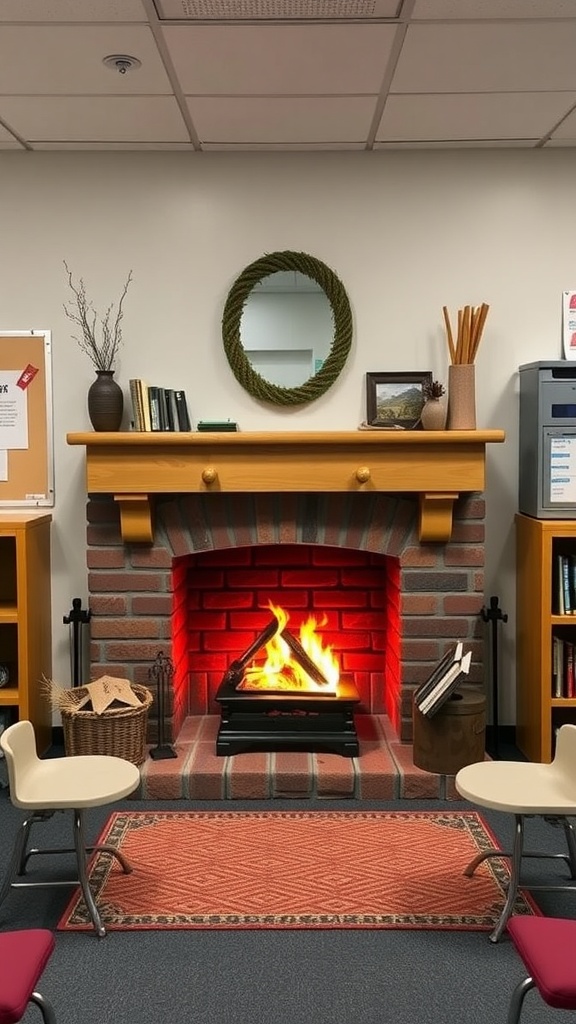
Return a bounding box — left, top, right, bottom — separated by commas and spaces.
0, 513, 52, 754
516, 513, 576, 762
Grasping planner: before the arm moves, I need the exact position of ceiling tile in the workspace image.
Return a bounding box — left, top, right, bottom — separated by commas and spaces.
392, 22, 576, 92
163, 23, 397, 94
0, 26, 172, 94
376, 93, 576, 142
0, 96, 190, 143
373, 139, 536, 148
202, 141, 364, 150
412, 0, 576, 19
185, 95, 376, 143
0, 0, 147, 21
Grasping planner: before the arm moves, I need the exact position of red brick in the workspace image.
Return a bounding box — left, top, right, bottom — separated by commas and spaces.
131, 595, 173, 615
402, 594, 440, 615
90, 618, 162, 639
89, 596, 127, 615
444, 546, 485, 567
202, 591, 254, 609
443, 595, 484, 615
400, 546, 440, 567
87, 549, 126, 569
131, 547, 173, 568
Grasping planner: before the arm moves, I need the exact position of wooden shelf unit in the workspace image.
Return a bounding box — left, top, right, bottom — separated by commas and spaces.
516, 513, 576, 762
0, 513, 52, 754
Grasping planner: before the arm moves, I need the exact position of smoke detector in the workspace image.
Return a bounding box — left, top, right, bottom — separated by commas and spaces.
102, 54, 142, 75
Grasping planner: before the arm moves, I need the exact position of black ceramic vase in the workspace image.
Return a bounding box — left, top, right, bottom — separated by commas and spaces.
87, 370, 124, 431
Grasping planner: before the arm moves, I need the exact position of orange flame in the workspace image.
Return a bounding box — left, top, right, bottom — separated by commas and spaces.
238, 602, 340, 693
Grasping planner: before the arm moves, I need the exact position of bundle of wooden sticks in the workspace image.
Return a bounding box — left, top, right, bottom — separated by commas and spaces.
442, 303, 489, 365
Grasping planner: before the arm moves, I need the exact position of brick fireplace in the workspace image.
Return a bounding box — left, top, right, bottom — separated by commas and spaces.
69, 429, 503, 747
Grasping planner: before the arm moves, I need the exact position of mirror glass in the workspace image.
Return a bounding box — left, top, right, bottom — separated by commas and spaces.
241, 272, 333, 388
222, 251, 353, 407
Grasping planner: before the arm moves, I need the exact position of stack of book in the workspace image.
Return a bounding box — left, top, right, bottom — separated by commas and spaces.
413, 642, 472, 718
552, 635, 576, 698
129, 380, 192, 432
555, 552, 576, 615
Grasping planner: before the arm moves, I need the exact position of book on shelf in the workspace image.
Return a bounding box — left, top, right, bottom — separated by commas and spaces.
129, 378, 142, 431
415, 646, 472, 718
174, 390, 192, 431
148, 386, 162, 431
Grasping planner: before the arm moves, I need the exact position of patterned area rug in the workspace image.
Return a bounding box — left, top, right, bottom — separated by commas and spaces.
58, 810, 538, 931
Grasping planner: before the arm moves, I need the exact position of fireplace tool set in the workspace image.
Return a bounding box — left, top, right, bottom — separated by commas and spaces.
215, 615, 360, 757
149, 651, 177, 760
63, 598, 91, 687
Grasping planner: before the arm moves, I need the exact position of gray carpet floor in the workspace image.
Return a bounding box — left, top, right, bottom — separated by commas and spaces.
0, 788, 574, 1024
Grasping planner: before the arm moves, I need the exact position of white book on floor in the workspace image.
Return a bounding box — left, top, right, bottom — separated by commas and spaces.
417, 650, 472, 717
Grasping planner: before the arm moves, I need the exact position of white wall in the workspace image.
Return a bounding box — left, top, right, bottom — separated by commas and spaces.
0, 147, 573, 723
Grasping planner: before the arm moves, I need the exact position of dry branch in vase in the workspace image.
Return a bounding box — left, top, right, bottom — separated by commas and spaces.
442, 303, 490, 365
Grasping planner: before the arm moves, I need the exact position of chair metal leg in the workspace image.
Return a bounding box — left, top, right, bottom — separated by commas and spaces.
561, 817, 576, 877
489, 814, 525, 943
72, 809, 106, 938
0, 817, 30, 909
0, 807, 133, 936
506, 976, 535, 1024
30, 991, 58, 1024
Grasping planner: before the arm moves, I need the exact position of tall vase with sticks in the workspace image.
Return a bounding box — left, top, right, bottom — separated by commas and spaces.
442, 301, 490, 430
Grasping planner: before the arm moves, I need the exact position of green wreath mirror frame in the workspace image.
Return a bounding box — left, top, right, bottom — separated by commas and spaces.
222, 250, 353, 406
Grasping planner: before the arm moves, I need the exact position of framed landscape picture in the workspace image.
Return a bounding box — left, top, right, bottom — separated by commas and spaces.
366, 371, 432, 429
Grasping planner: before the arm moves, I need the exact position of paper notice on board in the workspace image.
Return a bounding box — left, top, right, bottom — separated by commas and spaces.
0, 370, 28, 450
550, 437, 576, 502
0, 451, 7, 481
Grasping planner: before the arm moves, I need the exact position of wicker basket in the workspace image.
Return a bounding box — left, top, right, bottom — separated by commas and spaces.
60, 684, 153, 766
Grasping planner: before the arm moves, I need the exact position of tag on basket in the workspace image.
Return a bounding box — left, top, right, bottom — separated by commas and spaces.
84, 676, 143, 714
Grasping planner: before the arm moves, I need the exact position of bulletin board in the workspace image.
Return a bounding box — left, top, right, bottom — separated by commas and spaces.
0, 331, 54, 507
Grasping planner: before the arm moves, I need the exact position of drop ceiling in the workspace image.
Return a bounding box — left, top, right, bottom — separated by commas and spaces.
1, 0, 576, 151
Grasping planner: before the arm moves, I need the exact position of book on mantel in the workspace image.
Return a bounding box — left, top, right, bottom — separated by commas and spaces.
128, 380, 193, 432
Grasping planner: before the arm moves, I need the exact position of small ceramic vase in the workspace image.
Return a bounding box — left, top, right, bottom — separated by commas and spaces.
421, 397, 448, 430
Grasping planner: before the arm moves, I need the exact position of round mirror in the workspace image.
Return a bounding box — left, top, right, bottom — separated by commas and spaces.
222, 251, 353, 406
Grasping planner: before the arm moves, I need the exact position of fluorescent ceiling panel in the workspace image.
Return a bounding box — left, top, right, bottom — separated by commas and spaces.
156, 0, 400, 19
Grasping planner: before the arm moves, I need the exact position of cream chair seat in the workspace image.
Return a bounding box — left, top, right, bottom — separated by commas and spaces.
0, 719, 140, 938
455, 722, 576, 943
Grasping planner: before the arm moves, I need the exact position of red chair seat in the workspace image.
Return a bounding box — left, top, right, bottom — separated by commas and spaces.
507, 916, 576, 1009
0, 930, 55, 1024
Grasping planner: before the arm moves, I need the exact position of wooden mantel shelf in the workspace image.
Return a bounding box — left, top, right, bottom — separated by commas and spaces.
67, 429, 505, 544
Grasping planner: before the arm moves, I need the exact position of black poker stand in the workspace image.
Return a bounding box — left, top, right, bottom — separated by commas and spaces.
63, 598, 91, 687
481, 595, 508, 759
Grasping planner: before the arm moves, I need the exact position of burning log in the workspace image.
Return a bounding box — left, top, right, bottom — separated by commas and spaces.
222, 617, 280, 686
282, 629, 330, 687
